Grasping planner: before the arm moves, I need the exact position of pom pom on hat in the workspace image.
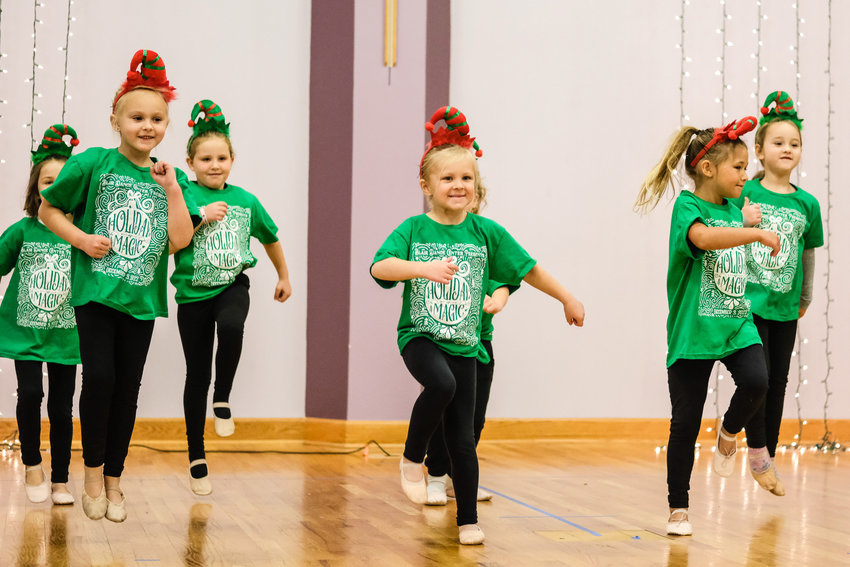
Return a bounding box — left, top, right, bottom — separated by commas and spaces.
113, 49, 177, 109
31, 123, 79, 165
759, 90, 803, 129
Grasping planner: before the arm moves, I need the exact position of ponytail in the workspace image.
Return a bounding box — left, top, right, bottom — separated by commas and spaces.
635, 126, 698, 214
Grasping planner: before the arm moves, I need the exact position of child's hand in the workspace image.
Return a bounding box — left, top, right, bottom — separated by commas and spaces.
742, 197, 762, 227
798, 306, 807, 318
758, 229, 781, 257
273, 278, 292, 303
421, 257, 459, 284
80, 234, 111, 258
150, 161, 178, 190
483, 293, 507, 314
563, 297, 585, 327
202, 201, 228, 223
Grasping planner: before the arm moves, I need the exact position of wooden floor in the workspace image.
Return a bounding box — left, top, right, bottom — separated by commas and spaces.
0, 440, 847, 566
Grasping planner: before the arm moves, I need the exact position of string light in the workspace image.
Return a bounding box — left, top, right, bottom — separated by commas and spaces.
28, 0, 39, 149
61, 0, 72, 121
676, 0, 688, 126
815, 0, 838, 453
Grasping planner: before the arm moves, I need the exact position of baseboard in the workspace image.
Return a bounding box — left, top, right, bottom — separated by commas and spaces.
1, 417, 847, 451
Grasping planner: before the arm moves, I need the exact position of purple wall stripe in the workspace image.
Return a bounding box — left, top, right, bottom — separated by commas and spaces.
306, 0, 355, 419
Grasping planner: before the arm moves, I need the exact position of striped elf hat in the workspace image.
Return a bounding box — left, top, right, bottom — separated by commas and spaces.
188, 99, 230, 136
113, 49, 177, 109
759, 90, 803, 129
420, 106, 482, 176
31, 124, 79, 165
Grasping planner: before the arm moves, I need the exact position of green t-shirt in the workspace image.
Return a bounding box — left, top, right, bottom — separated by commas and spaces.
41, 147, 198, 319
729, 179, 824, 321
666, 191, 761, 367
371, 213, 536, 362
0, 217, 80, 364
171, 182, 279, 304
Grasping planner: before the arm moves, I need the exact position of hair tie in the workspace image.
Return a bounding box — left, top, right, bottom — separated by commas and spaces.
689, 116, 757, 167
31, 123, 79, 165
113, 49, 177, 109
759, 90, 803, 129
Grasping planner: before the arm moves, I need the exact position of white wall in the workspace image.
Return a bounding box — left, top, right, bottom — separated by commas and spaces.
1, 1, 847, 423
450, 0, 850, 419
0, 1, 311, 418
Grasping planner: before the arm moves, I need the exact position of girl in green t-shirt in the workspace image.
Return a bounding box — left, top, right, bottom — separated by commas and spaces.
0, 125, 80, 506
636, 117, 782, 537
39, 50, 196, 524
171, 100, 293, 496
424, 175, 509, 506
733, 92, 823, 493
371, 106, 585, 545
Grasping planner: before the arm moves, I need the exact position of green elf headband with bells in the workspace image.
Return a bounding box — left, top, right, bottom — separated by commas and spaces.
187, 99, 230, 150
31, 124, 79, 165
759, 90, 803, 130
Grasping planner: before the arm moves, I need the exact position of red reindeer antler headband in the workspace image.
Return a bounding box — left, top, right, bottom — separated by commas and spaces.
689, 116, 758, 167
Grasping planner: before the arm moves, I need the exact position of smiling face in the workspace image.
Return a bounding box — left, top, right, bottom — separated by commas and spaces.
420, 149, 476, 220
110, 88, 169, 164
755, 120, 802, 177
715, 144, 750, 200
186, 135, 234, 190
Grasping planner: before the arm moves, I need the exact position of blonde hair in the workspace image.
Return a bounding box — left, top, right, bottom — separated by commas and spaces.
752, 119, 802, 181
112, 86, 169, 116
635, 126, 746, 214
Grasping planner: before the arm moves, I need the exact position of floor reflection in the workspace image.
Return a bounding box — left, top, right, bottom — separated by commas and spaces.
184, 502, 213, 567
746, 516, 784, 567
665, 541, 689, 567
16, 507, 70, 567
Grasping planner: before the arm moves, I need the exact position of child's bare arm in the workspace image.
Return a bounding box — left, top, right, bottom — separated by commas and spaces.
371, 256, 459, 284
39, 197, 111, 258
522, 264, 585, 327
687, 222, 779, 254
262, 241, 292, 303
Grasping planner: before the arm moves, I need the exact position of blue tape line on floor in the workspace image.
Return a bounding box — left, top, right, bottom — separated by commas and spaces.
479, 485, 602, 537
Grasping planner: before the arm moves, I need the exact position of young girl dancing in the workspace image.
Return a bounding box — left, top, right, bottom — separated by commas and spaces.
0, 125, 80, 505
424, 180, 510, 506
371, 106, 584, 545
732, 92, 823, 495
635, 116, 780, 536
39, 49, 195, 522
172, 100, 292, 495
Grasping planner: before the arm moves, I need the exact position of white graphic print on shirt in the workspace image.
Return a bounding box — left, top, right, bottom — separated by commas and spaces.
698, 218, 750, 318
410, 242, 486, 346
748, 203, 806, 293
16, 242, 75, 329
92, 174, 168, 286
191, 205, 253, 287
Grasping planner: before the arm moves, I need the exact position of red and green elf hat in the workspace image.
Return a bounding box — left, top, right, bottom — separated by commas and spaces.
759, 90, 803, 129
420, 106, 482, 176
187, 99, 230, 136
113, 49, 177, 109
31, 124, 79, 165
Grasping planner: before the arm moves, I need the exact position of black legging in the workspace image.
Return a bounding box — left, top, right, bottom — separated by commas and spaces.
15, 360, 76, 483
666, 344, 768, 509
75, 301, 155, 477
425, 340, 494, 477
401, 337, 478, 526
177, 273, 250, 462
746, 314, 798, 457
